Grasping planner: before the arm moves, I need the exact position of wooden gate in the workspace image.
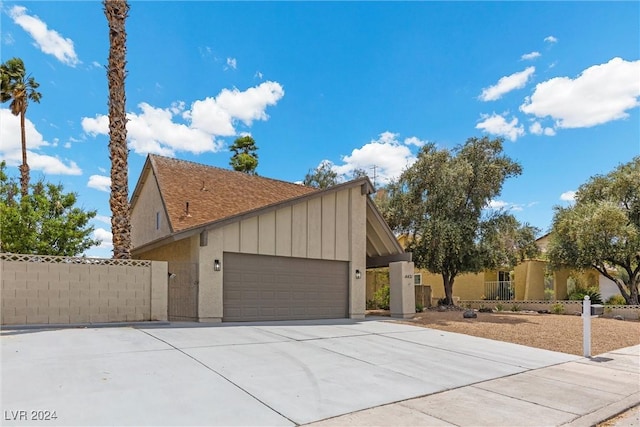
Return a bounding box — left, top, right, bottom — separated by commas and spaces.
167, 262, 198, 321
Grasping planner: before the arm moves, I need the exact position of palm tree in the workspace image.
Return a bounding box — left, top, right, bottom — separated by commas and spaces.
0, 58, 42, 197
104, 0, 131, 259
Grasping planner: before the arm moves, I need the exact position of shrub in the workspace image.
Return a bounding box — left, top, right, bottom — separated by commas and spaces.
416, 303, 424, 313
568, 286, 603, 305
437, 297, 449, 306
373, 285, 390, 310
543, 288, 555, 301
495, 302, 504, 312
605, 294, 627, 305
511, 304, 521, 312
478, 303, 492, 313
551, 303, 565, 314
366, 299, 377, 310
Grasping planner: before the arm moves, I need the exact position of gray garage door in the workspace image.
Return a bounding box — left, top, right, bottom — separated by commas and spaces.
223, 252, 349, 322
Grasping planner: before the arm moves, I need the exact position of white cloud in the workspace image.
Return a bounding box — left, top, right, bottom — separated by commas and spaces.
93, 228, 113, 248
560, 191, 576, 202
3, 32, 15, 45
521, 52, 541, 61
544, 36, 558, 44
82, 82, 284, 157
91, 61, 101, 68
95, 215, 111, 225
487, 199, 529, 212
126, 103, 218, 156
87, 175, 111, 192
403, 136, 427, 147
0, 109, 49, 151
332, 132, 418, 185
255, 71, 263, 79
479, 67, 535, 101
189, 81, 285, 134
9, 5, 79, 66
81, 115, 109, 136
476, 113, 525, 141
529, 121, 556, 136
29, 152, 81, 175
226, 57, 237, 69
0, 109, 81, 175
488, 200, 509, 209
520, 58, 640, 129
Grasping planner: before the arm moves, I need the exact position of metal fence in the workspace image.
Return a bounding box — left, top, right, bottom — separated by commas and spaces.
484, 281, 514, 300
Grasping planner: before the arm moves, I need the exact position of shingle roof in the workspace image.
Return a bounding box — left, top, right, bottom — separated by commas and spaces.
149, 154, 318, 233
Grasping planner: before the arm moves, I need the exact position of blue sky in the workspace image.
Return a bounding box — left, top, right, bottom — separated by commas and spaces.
1, 1, 639, 258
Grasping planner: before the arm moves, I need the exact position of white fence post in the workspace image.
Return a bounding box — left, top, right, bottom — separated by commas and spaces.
582, 295, 591, 357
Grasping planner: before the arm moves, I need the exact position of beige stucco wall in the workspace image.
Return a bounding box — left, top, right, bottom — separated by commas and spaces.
136, 236, 198, 264
1, 257, 167, 325
130, 170, 171, 249
416, 269, 485, 302
513, 260, 546, 300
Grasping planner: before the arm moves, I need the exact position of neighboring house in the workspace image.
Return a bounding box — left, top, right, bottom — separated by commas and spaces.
130, 155, 408, 322
371, 232, 574, 305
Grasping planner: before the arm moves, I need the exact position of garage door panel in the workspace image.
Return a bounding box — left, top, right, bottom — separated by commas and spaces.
223, 252, 348, 322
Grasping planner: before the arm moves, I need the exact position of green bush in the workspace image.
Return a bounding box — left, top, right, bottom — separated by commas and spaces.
543, 288, 555, 301
605, 294, 627, 305
373, 285, 390, 310
551, 303, 565, 314
568, 286, 603, 305
416, 303, 424, 313
511, 304, 521, 312
495, 302, 504, 312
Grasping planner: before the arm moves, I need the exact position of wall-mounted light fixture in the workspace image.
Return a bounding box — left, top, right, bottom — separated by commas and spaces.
168, 272, 176, 279
214, 259, 221, 271
355, 269, 361, 279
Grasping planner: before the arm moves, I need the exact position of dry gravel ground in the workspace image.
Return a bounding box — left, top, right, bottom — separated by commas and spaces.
389, 310, 640, 356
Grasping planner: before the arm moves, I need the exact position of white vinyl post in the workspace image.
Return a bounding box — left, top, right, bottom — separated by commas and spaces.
582, 295, 591, 357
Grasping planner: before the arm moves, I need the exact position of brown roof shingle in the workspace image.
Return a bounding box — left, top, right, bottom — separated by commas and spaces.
149, 155, 318, 233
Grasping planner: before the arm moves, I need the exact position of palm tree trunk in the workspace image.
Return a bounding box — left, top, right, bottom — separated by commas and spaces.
19, 110, 29, 197
105, 0, 131, 259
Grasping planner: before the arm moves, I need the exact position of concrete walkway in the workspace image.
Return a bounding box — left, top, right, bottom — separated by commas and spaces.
306, 345, 640, 427
1, 319, 638, 426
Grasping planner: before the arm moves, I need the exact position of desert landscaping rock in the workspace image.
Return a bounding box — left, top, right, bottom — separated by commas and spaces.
463, 310, 477, 319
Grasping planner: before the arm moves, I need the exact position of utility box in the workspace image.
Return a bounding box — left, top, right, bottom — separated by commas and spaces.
590, 304, 604, 316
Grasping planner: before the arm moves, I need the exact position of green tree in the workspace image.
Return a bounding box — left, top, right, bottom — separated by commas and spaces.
384, 136, 533, 305
229, 135, 259, 174
104, 0, 132, 259
548, 157, 640, 304
303, 160, 338, 189
0, 57, 42, 197
479, 213, 540, 270
0, 162, 99, 256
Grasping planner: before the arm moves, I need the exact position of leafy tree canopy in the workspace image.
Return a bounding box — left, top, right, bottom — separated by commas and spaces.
383, 136, 538, 305
0, 162, 100, 256
303, 160, 339, 189
229, 135, 259, 175
548, 157, 640, 304
303, 162, 373, 189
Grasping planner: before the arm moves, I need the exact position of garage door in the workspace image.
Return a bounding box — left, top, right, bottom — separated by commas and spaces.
223, 252, 349, 322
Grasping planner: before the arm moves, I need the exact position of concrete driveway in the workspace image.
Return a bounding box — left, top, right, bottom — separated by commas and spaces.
1, 318, 584, 426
